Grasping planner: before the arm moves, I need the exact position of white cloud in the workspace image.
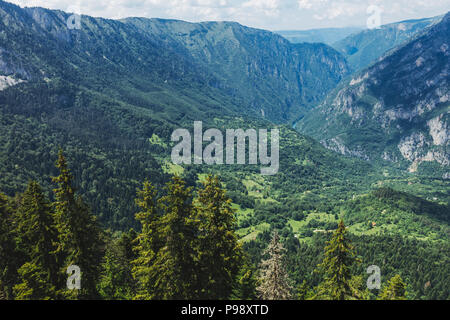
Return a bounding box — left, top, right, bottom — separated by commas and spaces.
7, 0, 450, 30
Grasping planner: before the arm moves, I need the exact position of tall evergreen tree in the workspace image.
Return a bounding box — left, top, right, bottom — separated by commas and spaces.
378, 275, 408, 300
195, 175, 243, 299
154, 176, 198, 299
131, 182, 162, 300
119, 229, 138, 264
52, 150, 103, 299
231, 262, 259, 300
257, 231, 293, 300
98, 231, 136, 300
314, 220, 359, 300
0, 192, 20, 299
13, 181, 58, 300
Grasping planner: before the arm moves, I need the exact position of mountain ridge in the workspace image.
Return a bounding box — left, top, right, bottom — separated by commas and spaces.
0, 1, 351, 123
297, 12, 450, 176
333, 15, 443, 71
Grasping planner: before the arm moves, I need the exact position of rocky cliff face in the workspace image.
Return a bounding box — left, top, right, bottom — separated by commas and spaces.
298, 12, 450, 175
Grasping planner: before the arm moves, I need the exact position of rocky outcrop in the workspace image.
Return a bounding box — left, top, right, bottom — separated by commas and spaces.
0, 75, 24, 90
428, 115, 449, 146
321, 137, 370, 161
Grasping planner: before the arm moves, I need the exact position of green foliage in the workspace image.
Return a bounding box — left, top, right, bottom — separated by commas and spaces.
0, 154, 105, 300
12, 181, 58, 299
0, 192, 20, 299
0, 1, 356, 231
378, 275, 408, 300
297, 280, 314, 300
131, 181, 161, 300
132, 175, 244, 300
98, 231, 137, 300
0, 160, 448, 300
231, 262, 259, 300
153, 176, 198, 299
0, 2, 448, 301
52, 150, 103, 299
195, 175, 243, 299
13, 262, 55, 300
313, 221, 360, 300
342, 188, 450, 240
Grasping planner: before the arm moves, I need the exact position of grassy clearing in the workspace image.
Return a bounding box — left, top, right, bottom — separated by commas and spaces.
237, 223, 270, 242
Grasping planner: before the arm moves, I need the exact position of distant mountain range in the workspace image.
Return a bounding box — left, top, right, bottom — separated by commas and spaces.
333, 16, 443, 71
277, 16, 442, 72
275, 27, 363, 45
0, 2, 351, 124
297, 12, 449, 176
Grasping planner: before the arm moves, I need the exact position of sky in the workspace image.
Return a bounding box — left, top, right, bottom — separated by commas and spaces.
8, 0, 450, 30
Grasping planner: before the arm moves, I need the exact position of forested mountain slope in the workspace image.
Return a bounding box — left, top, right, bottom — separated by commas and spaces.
124, 18, 351, 122
0, 1, 449, 300
0, 1, 350, 124
333, 16, 442, 71
298, 12, 450, 176
0, 1, 363, 229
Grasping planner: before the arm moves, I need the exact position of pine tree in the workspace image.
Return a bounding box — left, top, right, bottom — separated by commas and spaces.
378, 275, 408, 300
153, 176, 198, 299
13, 181, 58, 300
131, 182, 161, 300
98, 231, 136, 300
257, 231, 292, 300
52, 150, 103, 299
195, 175, 243, 299
231, 263, 258, 300
0, 192, 21, 299
133, 177, 199, 300
119, 229, 138, 263
13, 263, 55, 300
297, 280, 312, 300
349, 275, 371, 300
314, 220, 359, 300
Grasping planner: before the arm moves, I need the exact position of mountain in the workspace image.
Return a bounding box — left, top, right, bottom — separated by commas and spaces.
0, 0, 351, 124
0, 1, 364, 229
123, 18, 351, 122
297, 12, 450, 176
276, 27, 362, 45
1, 2, 449, 300
333, 16, 442, 71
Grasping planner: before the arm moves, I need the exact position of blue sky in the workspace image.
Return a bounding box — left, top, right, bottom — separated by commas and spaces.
8, 0, 450, 30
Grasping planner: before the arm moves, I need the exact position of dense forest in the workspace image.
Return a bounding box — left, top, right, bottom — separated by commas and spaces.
0, 2, 448, 301
0, 151, 448, 300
